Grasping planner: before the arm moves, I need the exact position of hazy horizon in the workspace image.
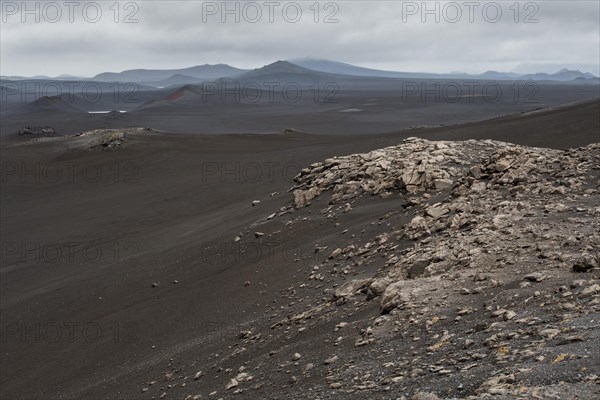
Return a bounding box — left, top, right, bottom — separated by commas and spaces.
2, 57, 599, 79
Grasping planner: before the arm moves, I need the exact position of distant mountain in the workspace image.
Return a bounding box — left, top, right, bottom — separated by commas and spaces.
135, 59, 600, 112
0, 78, 168, 114
93, 64, 248, 84
155, 74, 207, 87
513, 63, 600, 76
163, 85, 204, 102
18, 95, 84, 114
56, 74, 84, 79
5, 61, 599, 85
480, 70, 521, 80
251, 60, 316, 74
219, 60, 346, 86
289, 58, 440, 79
519, 69, 597, 81
238, 60, 326, 78
133, 84, 207, 110
135, 61, 345, 110
0, 74, 84, 81
290, 58, 599, 81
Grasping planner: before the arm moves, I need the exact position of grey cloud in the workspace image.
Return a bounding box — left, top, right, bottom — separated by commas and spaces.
1, 0, 598, 77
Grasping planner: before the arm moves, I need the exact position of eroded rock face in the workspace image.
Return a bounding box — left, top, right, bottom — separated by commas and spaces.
289, 139, 600, 312
333, 278, 372, 299
292, 138, 472, 207
292, 137, 600, 209
291, 139, 599, 287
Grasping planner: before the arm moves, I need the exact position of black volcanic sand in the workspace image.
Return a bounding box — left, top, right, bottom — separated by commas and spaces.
0, 100, 599, 399
2, 82, 599, 136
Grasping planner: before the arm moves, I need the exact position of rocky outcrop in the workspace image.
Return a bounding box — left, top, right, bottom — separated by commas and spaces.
11, 127, 156, 151
178, 138, 599, 399
17, 125, 58, 137
291, 138, 600, 315
275, 138, 599, 398
77, 127, 155, 151
292, 137, 600, 207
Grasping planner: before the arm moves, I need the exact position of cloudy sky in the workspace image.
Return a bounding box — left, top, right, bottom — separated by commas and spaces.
1, 0, 599, 77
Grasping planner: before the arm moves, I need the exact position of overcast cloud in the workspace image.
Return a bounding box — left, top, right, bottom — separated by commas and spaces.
1, 0, 599, 77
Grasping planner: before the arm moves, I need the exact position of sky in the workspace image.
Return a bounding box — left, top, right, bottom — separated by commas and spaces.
1, 0, 599, 77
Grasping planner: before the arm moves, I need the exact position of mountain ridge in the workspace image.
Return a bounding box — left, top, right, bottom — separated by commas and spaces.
4, 60, 598, 84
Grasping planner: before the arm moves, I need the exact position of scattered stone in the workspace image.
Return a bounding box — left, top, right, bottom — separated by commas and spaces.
324, 355, 339, 365
573, 255, 598, 272
581, 284, 600, 297
557, 335, 584, 345
539, 328, 561, 339
524, 272, 546, 282
226, 378, 239, 390
334, 279, 372, 299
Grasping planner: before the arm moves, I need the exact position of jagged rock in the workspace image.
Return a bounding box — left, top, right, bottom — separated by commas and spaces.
524, 272, 546, 282
433, 178, 453, 190
293, 187, 321, 208
366, 278, 393, 300
410, 393, 440, 400
380, 281, 416, 314
225, 378, 239, 390
329, 248, 343, 259
581, 284, 600, 297
475, 373, 515, 395
492, 213, 513, 229
539, 328, 561, 339
426, 205, 449, 219
324, 355, 339, 365
334, 279, 372, 299
573, 254, 598, 272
